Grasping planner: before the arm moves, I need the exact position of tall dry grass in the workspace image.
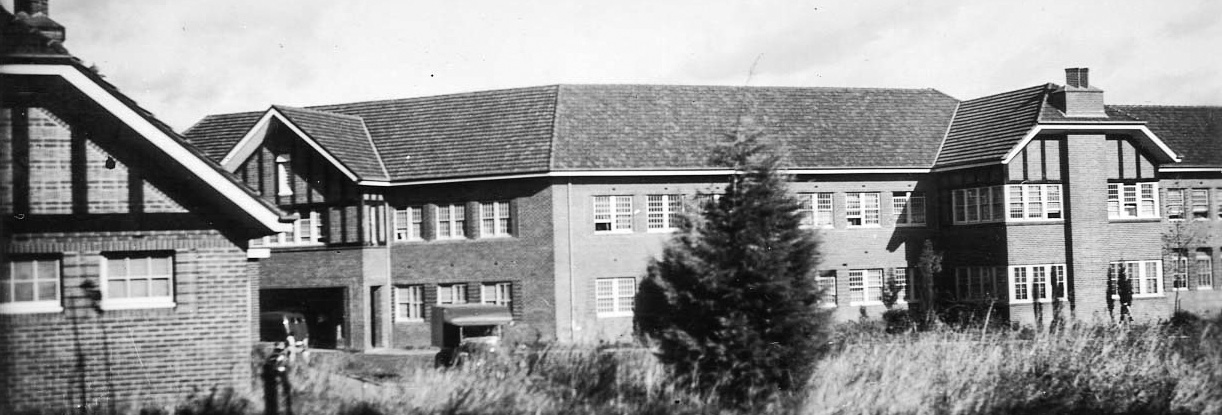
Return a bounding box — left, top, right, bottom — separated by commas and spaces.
804, 323, 1222, 415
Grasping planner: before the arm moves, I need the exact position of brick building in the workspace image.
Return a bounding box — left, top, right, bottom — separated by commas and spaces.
1, 2, 291, 410
184, 67, 1222, 348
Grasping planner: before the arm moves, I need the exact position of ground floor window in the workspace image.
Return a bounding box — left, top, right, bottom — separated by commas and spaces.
101, 252, 175, 310
596, 277, 636, 317
480, 282, 512, 310
815, 271, 836, 307
1008, 264, 1067, 303
394, 285, 424, 322
0, 257, 62, 314
437, 283, 468, 304
955, 266, 1004, 300
1109, 260, 1163, 297
848, 269, 884, 305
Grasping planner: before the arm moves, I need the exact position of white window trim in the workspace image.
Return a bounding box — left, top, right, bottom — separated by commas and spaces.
480, 282, 512, 307
845, 193, 881, 228
275, 155, 293, 196
1108, 260, 1164, 298
892, 192, 926, 227
594, 195, 634, 234
436, 204, 467, 240
953, 185, 1064, 225
1189, 189, 1210, 221
1007, 264, 1068, 304
1108, 183, 1160, 220
799, 193, 835, 229
815, 272, 837, 308
479, 201, 513, 238
596, 277, 636, 317
646, 194, 683, 233
1195, 251, 1214, 290
1170, 253, 1190, 291
99, 254, 176, 311
847, 268, 884, 306
0, 258, 64, 314
437, 283, 468, 305
393, 206, 424, 242
251, 210, 323, 247
393, 285, 425, 323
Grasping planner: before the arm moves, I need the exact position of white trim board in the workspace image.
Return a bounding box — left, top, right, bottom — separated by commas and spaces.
0, 64, 292, 233
357, 168, 933, 187
1002, 124, 1181, 165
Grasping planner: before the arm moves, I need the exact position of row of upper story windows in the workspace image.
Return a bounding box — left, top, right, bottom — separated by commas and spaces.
250, 201, 515, 247
950, 183, 1172, 225
1164, 188, 1222, 221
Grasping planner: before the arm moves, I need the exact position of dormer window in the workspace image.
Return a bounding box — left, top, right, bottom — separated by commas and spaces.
276, 155, 293, 196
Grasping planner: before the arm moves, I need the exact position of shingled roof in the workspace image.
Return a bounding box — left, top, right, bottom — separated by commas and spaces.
1111, 106, 1222, 168
936, 84, 1049, 168
186, 85, 960, 181
273, 105, 389, 181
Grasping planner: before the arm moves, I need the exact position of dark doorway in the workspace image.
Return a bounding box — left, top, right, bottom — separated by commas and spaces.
261, 287, 347, 349
370, 286, 383, 348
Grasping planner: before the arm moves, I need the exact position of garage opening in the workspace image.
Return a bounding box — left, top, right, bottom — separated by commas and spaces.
261, 287, 347, 349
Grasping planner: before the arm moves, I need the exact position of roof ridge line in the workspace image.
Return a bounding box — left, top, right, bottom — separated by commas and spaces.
962, 83, 1056, 103
546, 85, 562, 171
273, 104, 365, 121
358, 117, 390, 180
932, 101, 962, 166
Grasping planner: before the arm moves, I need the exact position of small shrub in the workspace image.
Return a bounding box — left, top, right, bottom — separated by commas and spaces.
882, 308, 913, 334
172, 388, 250, 415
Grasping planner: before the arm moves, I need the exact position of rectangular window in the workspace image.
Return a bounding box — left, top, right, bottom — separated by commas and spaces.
394, 285, 424, 322
1032, 266, 1048, 300
0, 257, 62, 314
252, 210, 323, 247
479, 201, 512, 238
101, 253, 175, 310
276, 156, 293, 196
1191, 189, 1209, 220
954, 185, 1059, 225
1052, 265, 1067, 299
815, 271, 836, 307
480, 282, 512, 309
647, 195, 683, 231
596, 277, 636, 317
436, 204, 466, 239
892, 267, 909, 302
847, 269, 884, 305
1171, 252, 1189, 290
1008, 264, 1068, 303
1108, 183, 1160, 219
1195, 250, 1213, 289
846, 193, 880, 227
1166, 188, 1184, 220
1012, 267, 1029, 301
437, 283, 468, 305
892, 192, 926, 226
594, 195, 633, 233
799, 193, 834, 228
394, 206, 423, 242
1108, 260, 1164, 297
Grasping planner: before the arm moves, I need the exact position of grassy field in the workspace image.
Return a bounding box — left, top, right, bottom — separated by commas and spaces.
148, 315, 1222, 415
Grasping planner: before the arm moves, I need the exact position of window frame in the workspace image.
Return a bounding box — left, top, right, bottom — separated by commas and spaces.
99, 252, 176, 310
1195, 250, 1214, 290
892, 191, 926, 227
646, 194, 684, 232
0, 257, 63, 314
250, 210, 324, 247
954, 266, 1004, 301
437, 283, 468, 305
815, 271, 837, 307
1007, 264, 1068, 304
799, 193, 834, 228
275, 155, 293, 196
595, 277, 636, 317
436, 203, 467, 240
593, 195, 634, 234
953, 185, 1063, 225
845, 192, 881, 228
479, 201, 513, 238
1108, 183, 1159, 220
847, 268, 884, 306
1107, 260, 1164, 298
393, 285, 425, 323
480, 282, 513, 309
1191, 189, 1210, 220
393, 206, 424, 242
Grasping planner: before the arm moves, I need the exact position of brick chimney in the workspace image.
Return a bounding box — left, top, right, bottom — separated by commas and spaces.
14, 0, 66, 43
1052, 67, 1105, 118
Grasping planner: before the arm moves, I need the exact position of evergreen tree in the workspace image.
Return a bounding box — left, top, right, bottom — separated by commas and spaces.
634, 125, 829, 405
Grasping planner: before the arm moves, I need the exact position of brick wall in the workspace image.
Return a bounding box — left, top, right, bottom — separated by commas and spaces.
1, 230, 253, 412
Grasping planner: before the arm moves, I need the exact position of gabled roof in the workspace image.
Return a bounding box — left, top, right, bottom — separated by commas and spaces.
936, 84, 1049, 168
1, 6, 291, 233
272, 105, 388, 181
186, 85, 960, 182
1111, 105, 1222, 168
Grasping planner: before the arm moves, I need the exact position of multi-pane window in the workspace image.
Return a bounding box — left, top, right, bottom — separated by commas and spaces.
1191, 189, 1210, 220
437, 283, 468, 304
436, 204, 466, 239
594, 196, 633, 233
952, 186, 1008, 224
480, 282, 512, 309
1216, 188, 1222, 219
101, 253, 175, 309
845, 193, 880, 227
815, 271, 836, 307
1108, 260, 1163, 297
479, 201, 512, 238
276, 156, 292, 196
250, 210, 323, 247
1107, 183, 1159, 219
394, 285, 424, 322
1170, 251, 1189, 290
1166, 189, 1185, 220
955, 267, 1003, 300
0, 258, 61, 314
394, 206, 423, 242
891, 267, 909, 302
892, 192, 926, 226
847, 269, 884, 305
1008, 184, 1062, 220
596, 277, 636, 317
646, 195, 683, 231
799, 193, 834, 228
1195, 250, 1213, 289
1008, 264, 1067, 303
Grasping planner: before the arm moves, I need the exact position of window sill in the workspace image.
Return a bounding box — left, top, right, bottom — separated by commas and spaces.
597, 312, 633, 318
0, 301, 64, 314
1004, 219, 1065, 226
594, 230, 635, 235
1109, 217, 1161, 223
894, 224, 927, 228
1197, 286, 1215, 291
817, 303, 838, 309
100, 298, 176, 311
476, 235, 515, 240
394, 319, 425, 324
845, 225, 882, 229
260, 242, 326, 249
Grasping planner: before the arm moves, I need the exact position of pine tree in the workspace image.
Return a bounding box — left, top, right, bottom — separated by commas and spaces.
634, 125, 829, 405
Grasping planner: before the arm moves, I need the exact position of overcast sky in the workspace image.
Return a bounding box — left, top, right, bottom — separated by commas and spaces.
12, 0, 1222, 131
